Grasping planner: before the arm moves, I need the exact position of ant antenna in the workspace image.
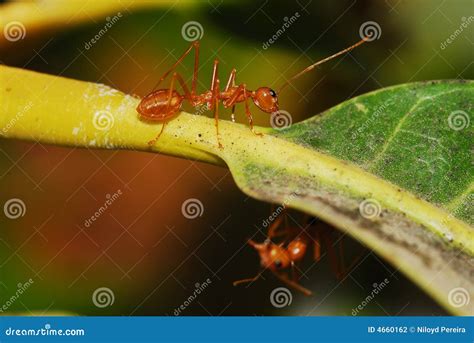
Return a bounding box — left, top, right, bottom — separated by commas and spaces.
278, 36, 371, 93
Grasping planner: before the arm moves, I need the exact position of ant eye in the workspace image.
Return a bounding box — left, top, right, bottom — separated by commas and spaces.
269, 89, 276, 97
274, 260, 282, 268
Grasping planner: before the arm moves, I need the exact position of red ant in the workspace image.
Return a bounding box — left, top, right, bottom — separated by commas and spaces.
234, 210, 365, 295
136, 37, 370, 148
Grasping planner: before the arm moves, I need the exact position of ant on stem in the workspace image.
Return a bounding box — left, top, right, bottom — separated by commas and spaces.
234, 210, 366, 295
136, 36, 371, 148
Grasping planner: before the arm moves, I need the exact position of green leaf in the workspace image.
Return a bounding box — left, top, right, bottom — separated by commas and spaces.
1, 66, 472, 315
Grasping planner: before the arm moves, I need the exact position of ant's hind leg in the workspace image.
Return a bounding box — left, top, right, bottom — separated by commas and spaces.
153, 41, 200, 92
148, 73, 177, 146
148, 122, 167, 146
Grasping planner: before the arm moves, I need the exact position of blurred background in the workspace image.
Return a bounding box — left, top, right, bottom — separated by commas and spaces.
0, 0, 472, 316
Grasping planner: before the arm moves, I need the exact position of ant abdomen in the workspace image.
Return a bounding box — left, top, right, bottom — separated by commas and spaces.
137, 89, 183, 121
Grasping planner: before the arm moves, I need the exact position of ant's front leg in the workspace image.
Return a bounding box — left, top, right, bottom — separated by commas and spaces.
267, 210, 285, 240
273, 271, 312, 296
242, 85, 263, 137
233, 271, 263, 287
226, 85, 263, 137
290, 261, 303, 282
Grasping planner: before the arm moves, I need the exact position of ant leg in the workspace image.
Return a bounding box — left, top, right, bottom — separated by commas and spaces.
313, 230, 321, 262
230, 105, 236, 122
173, 72, 194, 102
148, 122, 167, 146
233, 271, 262, 286
344, 248, 367, 276
224, 68, 236, 91
242, 85, 263, 136
153, 41, 200, 93
210, 59, 223, 148
148, 73, 178, 146
213, 89, 223, 149
273, 272, 312, 296
321, 227, 343, 280
290, 261, 302, 282
267, 212, 285, 239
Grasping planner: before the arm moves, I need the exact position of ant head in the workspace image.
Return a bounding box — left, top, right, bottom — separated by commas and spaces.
252, 87, 279, 113
248, 239, 291, 271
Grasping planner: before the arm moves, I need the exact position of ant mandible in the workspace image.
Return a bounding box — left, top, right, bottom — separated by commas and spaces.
137, 37, 371, 148
234, 211, 365, 295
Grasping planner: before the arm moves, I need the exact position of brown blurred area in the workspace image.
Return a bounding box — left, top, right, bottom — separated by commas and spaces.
1, 0, 471, 316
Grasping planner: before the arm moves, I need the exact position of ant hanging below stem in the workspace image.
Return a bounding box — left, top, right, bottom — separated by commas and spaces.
136, 36, 371, 148
233, 210, 366, 295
